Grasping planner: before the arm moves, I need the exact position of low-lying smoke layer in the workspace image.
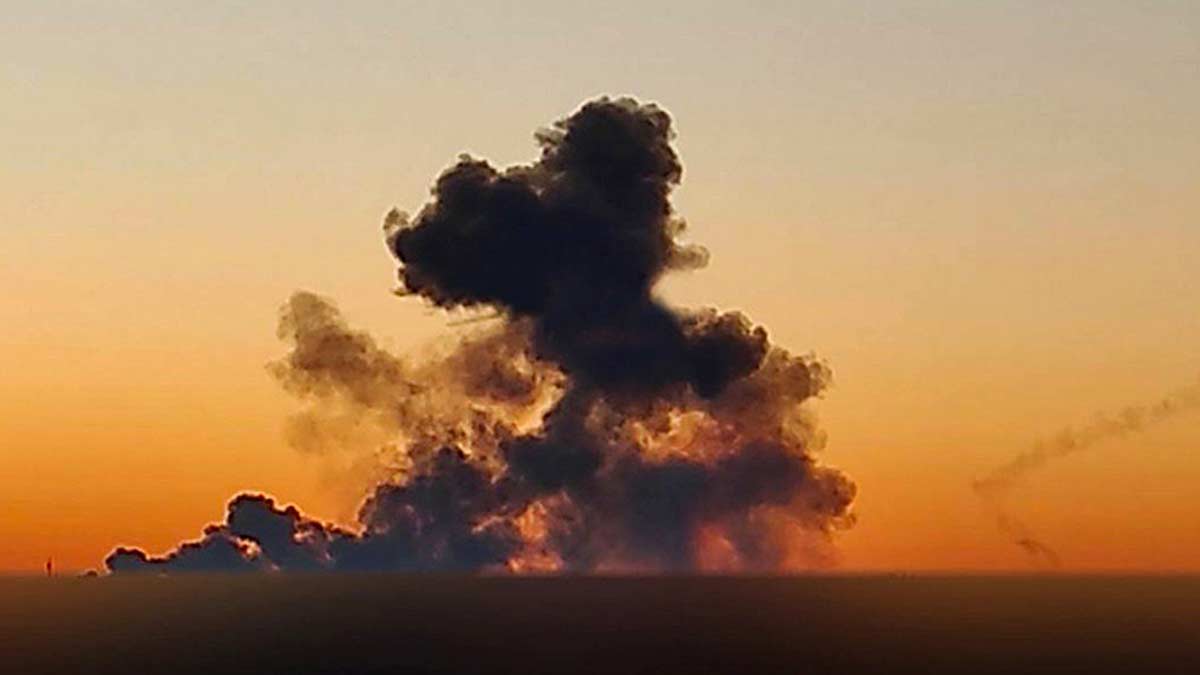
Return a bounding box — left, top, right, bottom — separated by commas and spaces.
107, 97, 856, 574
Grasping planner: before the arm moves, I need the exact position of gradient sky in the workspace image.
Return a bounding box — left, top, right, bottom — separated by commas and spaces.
2, 1, 1198, 572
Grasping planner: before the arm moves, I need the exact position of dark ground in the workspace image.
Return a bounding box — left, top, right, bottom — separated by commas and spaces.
2, 574, 1197, 674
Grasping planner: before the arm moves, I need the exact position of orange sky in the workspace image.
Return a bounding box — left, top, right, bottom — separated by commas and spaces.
2, 2, 1198, 572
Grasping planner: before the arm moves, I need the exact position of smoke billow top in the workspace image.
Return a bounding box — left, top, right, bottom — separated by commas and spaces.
106, 97, 857, 574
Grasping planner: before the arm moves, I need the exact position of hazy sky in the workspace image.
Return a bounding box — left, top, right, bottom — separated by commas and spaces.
2, 1, 1198, 572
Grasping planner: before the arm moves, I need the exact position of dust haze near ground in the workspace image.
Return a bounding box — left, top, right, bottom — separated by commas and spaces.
6, 575, 1199, 674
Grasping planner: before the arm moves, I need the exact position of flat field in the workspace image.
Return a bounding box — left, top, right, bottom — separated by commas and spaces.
2, 575, 1197, 674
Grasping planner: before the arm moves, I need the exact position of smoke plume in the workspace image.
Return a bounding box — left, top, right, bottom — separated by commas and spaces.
974, 378, 1200, 567
106, 97, 856, 574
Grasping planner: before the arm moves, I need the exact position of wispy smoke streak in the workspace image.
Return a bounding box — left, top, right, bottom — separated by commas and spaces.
106, 97, 856, 574
974, 378, 1200, 567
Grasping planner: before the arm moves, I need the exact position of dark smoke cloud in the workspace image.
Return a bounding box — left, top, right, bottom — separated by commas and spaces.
388, 97, 739, 398
106, 495, 329, 573
107, 96, 856, 574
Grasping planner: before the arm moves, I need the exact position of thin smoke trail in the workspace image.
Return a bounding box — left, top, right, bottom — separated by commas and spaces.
973, 377, 1200, 567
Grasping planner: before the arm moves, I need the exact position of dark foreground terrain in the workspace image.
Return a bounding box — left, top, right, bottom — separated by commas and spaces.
2, 574, 1197, 674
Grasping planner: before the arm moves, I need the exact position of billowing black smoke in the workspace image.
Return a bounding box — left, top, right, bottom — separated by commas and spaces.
389, 98, 724, 397
107, 97, 856, 574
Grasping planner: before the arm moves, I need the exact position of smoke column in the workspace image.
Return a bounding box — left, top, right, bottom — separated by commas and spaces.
974, 378, 1200, 567
106, 96, 856, 574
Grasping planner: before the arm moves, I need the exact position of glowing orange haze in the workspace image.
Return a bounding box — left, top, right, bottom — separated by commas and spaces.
2, 2, 1199, 572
